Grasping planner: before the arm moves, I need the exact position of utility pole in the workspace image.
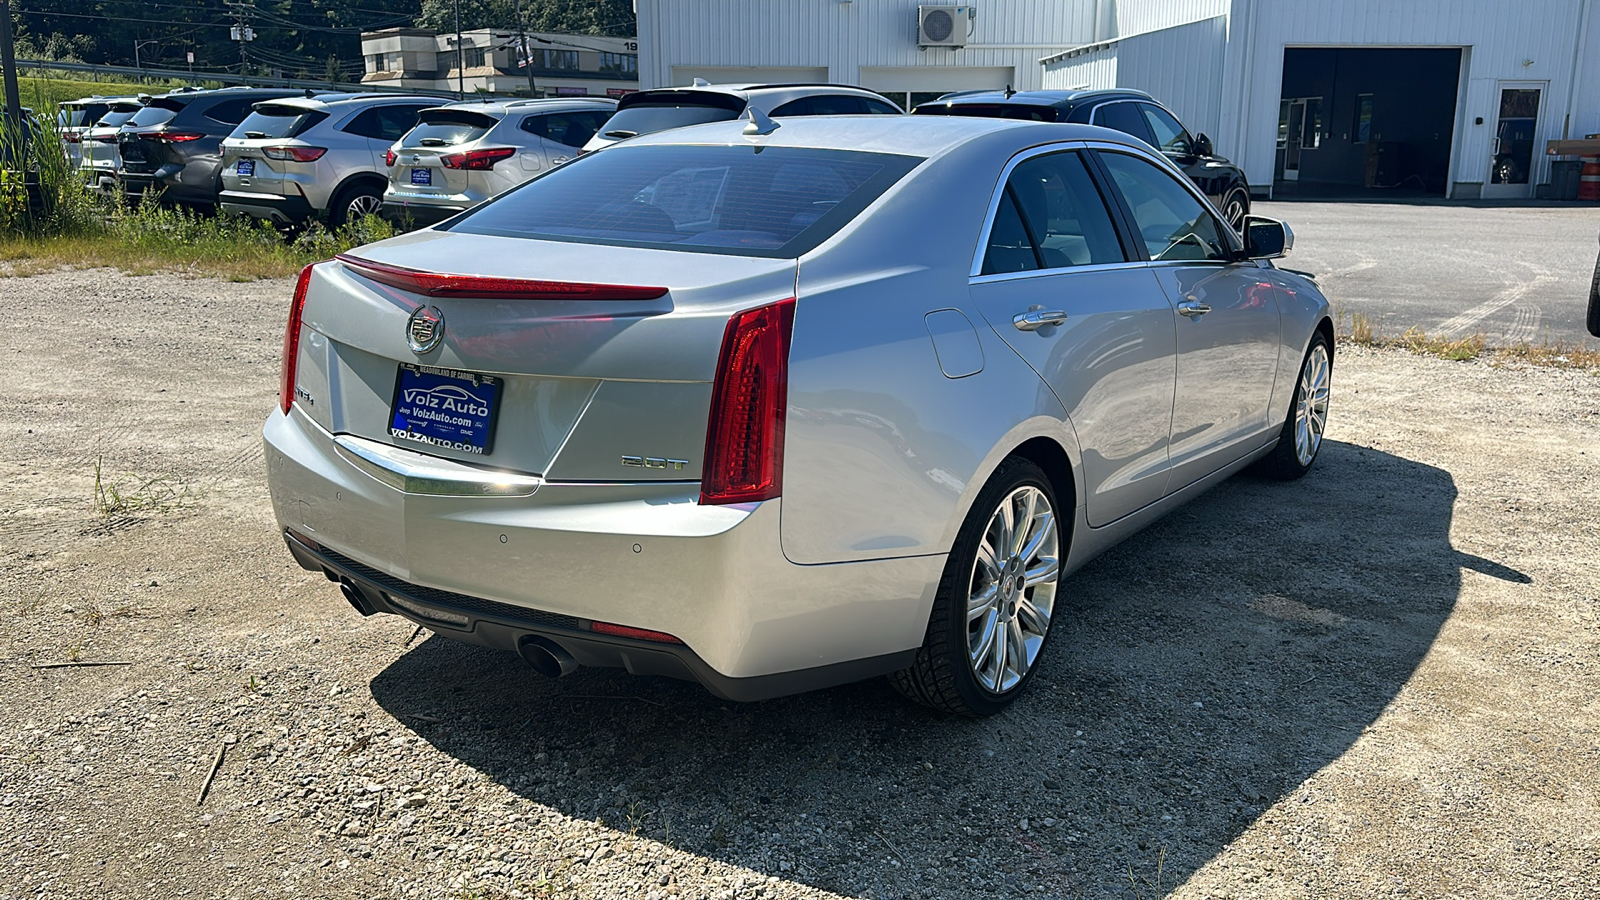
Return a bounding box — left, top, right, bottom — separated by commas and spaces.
227, 1, 257, 76
134, 39, 158, 71
514, 0, 535, 97
0, 0, 22, 132
453, 0, 465, 100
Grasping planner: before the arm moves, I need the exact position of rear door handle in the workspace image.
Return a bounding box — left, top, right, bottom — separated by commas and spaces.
1177, 301, 1212, 318
1012, 310, 1069, 331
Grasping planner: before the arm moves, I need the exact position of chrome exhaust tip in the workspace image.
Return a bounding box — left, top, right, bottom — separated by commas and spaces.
518, 635, 578, 678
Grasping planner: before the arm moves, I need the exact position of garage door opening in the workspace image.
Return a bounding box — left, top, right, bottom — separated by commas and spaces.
1276, 47, 1462, 197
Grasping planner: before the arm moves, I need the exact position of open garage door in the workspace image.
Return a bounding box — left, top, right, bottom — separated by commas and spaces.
1276, 48, 1462, 197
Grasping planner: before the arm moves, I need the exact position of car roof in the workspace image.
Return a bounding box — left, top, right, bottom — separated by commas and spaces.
623, 83, 891, 105
616, 113, 1142, 159
253, 93, 442, 113
920, 88, 1154, 110
428, 97, 618, 117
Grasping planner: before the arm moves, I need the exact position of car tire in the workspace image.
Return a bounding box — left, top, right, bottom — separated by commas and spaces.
891, 457, 1063, 717
1221, 187, 1249, 235
330, 183, 385, 229
1254, 331, 1333, 481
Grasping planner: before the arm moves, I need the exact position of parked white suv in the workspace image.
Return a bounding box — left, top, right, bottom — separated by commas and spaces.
581, 82, 903, 153
381, 97, 616, 227
219, 93, 440, 227
76, 97, 144, 194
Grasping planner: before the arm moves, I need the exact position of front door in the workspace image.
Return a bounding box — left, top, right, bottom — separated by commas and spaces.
1094, 149, 1282, 489
966, 147, 1177, 527
1483, 83, 1544, 199
1283, 100, 1306, 180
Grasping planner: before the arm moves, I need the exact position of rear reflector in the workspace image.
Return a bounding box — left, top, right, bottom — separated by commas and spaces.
263, 145, 328, 162
440, 147, 516, 170
335, 254, 669, 301
700, 298, 796, 505
589, 621, 684, 644
280, 262, 319, 415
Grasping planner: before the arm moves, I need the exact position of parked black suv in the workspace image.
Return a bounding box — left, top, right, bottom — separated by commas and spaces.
119, 87, 306, 208
914, 89, 1252, 232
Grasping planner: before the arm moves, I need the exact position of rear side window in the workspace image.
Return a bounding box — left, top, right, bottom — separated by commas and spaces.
982, 151, 1125, 274
343, 104, 428, 141
447, 144, 922, 258
406, 110, 496, 146
204, 98, 264, 126
237, 105, 327, 139
520, 110, 610, 147
1093, 102, 1156, 145
58, 104, 108, 128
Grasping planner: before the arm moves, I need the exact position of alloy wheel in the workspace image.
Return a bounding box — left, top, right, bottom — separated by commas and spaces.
346, 193, 384, 220
966, 485, 1059, 693
1295, 342, 1331, 465
1224, 193, 1247, 234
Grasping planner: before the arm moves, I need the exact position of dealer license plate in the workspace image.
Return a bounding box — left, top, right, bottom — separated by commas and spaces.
236, 159, 254, 176
389, 364, 501, 455
410, 167, 432, 186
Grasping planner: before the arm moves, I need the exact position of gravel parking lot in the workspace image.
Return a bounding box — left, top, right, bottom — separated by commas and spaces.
1, 269, 1597, 899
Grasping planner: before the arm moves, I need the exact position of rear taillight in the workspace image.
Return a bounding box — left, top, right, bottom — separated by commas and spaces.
334, 254, 668, 301
384, 148, 396, 167
280, 263, 318, 415
700, 298, 796, 505
64, 132, 81, 143
156, 131, 205, 143
263, 146, 327, 162
440, 147, 515, 170
92, 134, 116, 143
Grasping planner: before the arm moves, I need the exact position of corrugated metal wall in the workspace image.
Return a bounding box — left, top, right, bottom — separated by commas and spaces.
1109, 0, 1228, 38
637, 0, 1097, 92
1219, 0, 1600, 196
1043, 16, 1228, 144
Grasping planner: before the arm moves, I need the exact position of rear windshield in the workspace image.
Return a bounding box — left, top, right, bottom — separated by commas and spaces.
128, 104, 180, 127
95, 109, 139, 129
602, 92, 746, 138
58, 104, 109, 128
235, 105, 327, 139
405, 109, 496, 146
914, 103, 1059, 122
446, 144, 922, 258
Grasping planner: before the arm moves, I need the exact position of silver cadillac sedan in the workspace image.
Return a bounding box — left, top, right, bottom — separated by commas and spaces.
265, 114, 1332, 716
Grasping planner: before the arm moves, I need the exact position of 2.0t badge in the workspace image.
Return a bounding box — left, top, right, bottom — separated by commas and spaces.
406, 305, 445, 353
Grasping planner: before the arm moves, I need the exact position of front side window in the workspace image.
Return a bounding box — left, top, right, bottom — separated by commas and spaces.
1096, 151, 1230, 262
1140, 104, 1193, 156
981, 150, 1126, 275
447, 144, 922, 258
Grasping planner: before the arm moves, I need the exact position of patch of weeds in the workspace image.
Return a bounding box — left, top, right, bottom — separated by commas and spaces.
92, 457, 193, 517
65, 639, 84, 662
1124, 845, 1167, 899
1494, 339, 1600, 371
79, 602, 139, 626
1396, 326, 1486, 361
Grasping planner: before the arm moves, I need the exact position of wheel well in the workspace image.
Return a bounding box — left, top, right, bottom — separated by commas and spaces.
1009, 437, 1076, 516
329, 172, 387, 206
1316, 316, 1335, 358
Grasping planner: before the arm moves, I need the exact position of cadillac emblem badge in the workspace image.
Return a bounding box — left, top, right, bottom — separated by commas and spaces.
406, 305, 445, 353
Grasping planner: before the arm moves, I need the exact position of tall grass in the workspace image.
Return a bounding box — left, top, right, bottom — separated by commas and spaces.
0, 106, 394, 279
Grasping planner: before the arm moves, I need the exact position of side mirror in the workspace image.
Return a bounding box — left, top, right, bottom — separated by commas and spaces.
1193, 132, 1214, 157
1243, 215, 1293, 260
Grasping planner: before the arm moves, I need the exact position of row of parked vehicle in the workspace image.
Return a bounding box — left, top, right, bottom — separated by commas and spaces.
58, 81, 1254, 232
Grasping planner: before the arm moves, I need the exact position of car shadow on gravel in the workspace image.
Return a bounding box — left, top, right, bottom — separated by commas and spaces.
370, 439, 1510, 898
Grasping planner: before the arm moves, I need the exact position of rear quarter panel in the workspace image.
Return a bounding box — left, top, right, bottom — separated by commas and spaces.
781, 134, 1082, 565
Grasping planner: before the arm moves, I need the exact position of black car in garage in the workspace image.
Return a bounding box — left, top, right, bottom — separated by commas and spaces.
913, 88, 1252, 233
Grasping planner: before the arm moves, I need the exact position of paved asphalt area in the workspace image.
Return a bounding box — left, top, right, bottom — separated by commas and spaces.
1254, 199, 1600, 348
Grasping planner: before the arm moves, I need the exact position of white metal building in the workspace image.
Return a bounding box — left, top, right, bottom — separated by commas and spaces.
1045, 0, 1600, 199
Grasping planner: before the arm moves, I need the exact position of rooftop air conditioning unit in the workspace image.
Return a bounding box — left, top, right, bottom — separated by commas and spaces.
918, 6, 972, 48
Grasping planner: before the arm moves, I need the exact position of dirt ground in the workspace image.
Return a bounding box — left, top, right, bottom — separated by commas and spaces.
0, 269, 1596, 900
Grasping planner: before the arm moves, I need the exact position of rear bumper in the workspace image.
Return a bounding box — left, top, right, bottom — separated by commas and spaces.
381, 200, 462, 228
122, 164, 218, 206
220, 189, 314, 225
263, 408, 941, 698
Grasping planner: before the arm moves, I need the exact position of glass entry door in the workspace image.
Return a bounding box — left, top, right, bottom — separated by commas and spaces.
1484, 83, 1543, 199
1277, 97, 1322, 182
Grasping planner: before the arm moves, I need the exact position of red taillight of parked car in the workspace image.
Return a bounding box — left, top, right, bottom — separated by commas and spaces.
439, 147, 516, 170
281, 263, 319, 415
334, 255, 669, 301
92, 133, 118, 143
263, 146, 328, 162
64, 132, 81, 144
156, 132, 205, 143
700, 298, 796, 506
384, 148, 396, 167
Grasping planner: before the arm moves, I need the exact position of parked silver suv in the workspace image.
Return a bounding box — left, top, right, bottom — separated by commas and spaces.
58, 97, 121, 170
76, 97, 144, 193
581, 82, 903, 153
219, 93, 440, 226
381, 97, 615, 227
